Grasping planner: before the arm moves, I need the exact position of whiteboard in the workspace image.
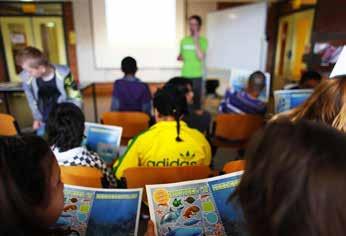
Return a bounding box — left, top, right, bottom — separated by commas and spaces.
206, 2, 268, 71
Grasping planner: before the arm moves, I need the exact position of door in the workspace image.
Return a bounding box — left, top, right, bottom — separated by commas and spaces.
273, 9, 314, 90
0, 16, 67, 82
32, 17, 67, 65
0, 17, 34, 82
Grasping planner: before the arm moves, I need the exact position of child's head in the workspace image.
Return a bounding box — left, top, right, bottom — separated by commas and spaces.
0, 135, 64, 234
153, 85, 188, 142
15, 47, 50, 78
233, 121, 346, 236
121, 56, 138, 76
246, 71, 266, 98
288, 77, 346, 132
299, 70, 322, 89
165, 77, 194, 104
46, 103, 85, 151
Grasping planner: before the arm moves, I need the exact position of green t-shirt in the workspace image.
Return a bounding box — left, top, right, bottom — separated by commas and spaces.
180, 36, 208, 78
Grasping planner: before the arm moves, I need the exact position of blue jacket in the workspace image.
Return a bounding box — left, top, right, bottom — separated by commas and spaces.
20, 64, 82, 122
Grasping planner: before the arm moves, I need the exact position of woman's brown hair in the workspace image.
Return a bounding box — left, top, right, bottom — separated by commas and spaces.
232, 121, 346, 236
274, 77, 346, 131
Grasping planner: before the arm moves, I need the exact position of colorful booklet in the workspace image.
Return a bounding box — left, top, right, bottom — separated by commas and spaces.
84, 122, 122, 165
146, 172, 244, 236
229, 68, 271, 102
274, 89, 313, 113
55, 185, 142, 236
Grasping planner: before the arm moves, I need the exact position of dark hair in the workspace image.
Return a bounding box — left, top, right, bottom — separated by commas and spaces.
15, 46, 49, 68
232, 121, 346, 236
153, 85, 188, 142
0, 136, 54, 234
189, 15, 202, 26
46, 103, 85, 152
248, 71, 266, 93
165, 77, 192, 95
300, 70, 322, 86
121, 56, 137, 75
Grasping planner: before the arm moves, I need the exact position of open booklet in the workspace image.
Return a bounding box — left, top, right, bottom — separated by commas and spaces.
84, 122, 122, 165
146, 172, 245, 236
274, 89, 313, 113
54, 185, 142, 236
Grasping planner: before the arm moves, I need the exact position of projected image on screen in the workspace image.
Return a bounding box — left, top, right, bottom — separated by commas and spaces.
92, 0, 183, 68
106, 0, 176, 48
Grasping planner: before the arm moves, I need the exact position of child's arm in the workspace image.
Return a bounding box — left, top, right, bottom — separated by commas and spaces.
113, 138, 141, 180
111, 81, 120, 111
22, 80, 43, 127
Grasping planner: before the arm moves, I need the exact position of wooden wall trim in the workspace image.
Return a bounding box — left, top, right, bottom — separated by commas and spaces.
62, 1, 79, 82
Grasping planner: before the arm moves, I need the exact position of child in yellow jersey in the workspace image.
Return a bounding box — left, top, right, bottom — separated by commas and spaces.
113, 85, 212, 180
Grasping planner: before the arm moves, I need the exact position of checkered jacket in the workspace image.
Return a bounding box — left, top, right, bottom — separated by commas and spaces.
52, 146, 116, 187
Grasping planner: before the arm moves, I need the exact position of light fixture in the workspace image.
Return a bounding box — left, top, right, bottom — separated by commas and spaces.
46, 22, 55, 28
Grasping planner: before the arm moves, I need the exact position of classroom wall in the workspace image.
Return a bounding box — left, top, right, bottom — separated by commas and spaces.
186, 1, 217, 36
72, 0, 229, 94
73, 0, 180, 83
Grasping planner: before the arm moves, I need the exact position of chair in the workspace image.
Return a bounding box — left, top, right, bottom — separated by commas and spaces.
223, 160, 245, 173
123, 166, 212, 203
0, 113, 19, 136
101, 112, 150, 145
60, 166, 103, 188
212, 114, 264, 149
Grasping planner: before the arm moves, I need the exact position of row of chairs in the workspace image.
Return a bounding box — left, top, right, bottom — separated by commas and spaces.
101, 111, 264, 149
1, 111, 264, 149
60, 160, 245, 202
61, 161, 245, 187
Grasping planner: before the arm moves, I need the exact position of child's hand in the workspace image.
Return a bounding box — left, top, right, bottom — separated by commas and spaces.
33, 120, 41, 130
144, 220, 155, 236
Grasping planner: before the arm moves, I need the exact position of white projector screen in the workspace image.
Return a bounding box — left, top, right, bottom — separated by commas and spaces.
91, 0, 184, 69
206, 2, 268, 71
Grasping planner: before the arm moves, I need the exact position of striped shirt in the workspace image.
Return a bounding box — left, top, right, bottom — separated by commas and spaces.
219, 90, 266, 115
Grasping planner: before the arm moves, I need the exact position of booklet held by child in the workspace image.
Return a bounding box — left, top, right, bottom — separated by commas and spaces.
274, 89, 313, 113
84, 122, 122, 165
146, 172, 244, 236
55, 185, 142, 236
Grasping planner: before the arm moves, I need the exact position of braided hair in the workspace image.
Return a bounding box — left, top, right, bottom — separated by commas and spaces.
46, 103, 85, 151
153, 85, 188, 142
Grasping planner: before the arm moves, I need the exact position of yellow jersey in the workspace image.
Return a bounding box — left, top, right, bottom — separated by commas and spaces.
113, 121, 212, 180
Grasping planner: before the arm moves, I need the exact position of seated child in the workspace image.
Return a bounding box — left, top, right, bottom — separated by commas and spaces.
165, 77, 212, 135
114, 85, 212, 181
231, 121, 346, 236
111, 56, 152, 115
284, 70, 322, 90
0, 135, 65, 235
219, 71, 267, 115
46, 103, 116, 187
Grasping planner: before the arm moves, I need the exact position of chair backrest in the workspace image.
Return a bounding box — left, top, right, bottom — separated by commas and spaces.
223, 160, 245, 173
124, 166, 212, 202
0, 113, 18, 136
215, 114, 264, 141
102, 112, 150, 140
60, 166, 103, 188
